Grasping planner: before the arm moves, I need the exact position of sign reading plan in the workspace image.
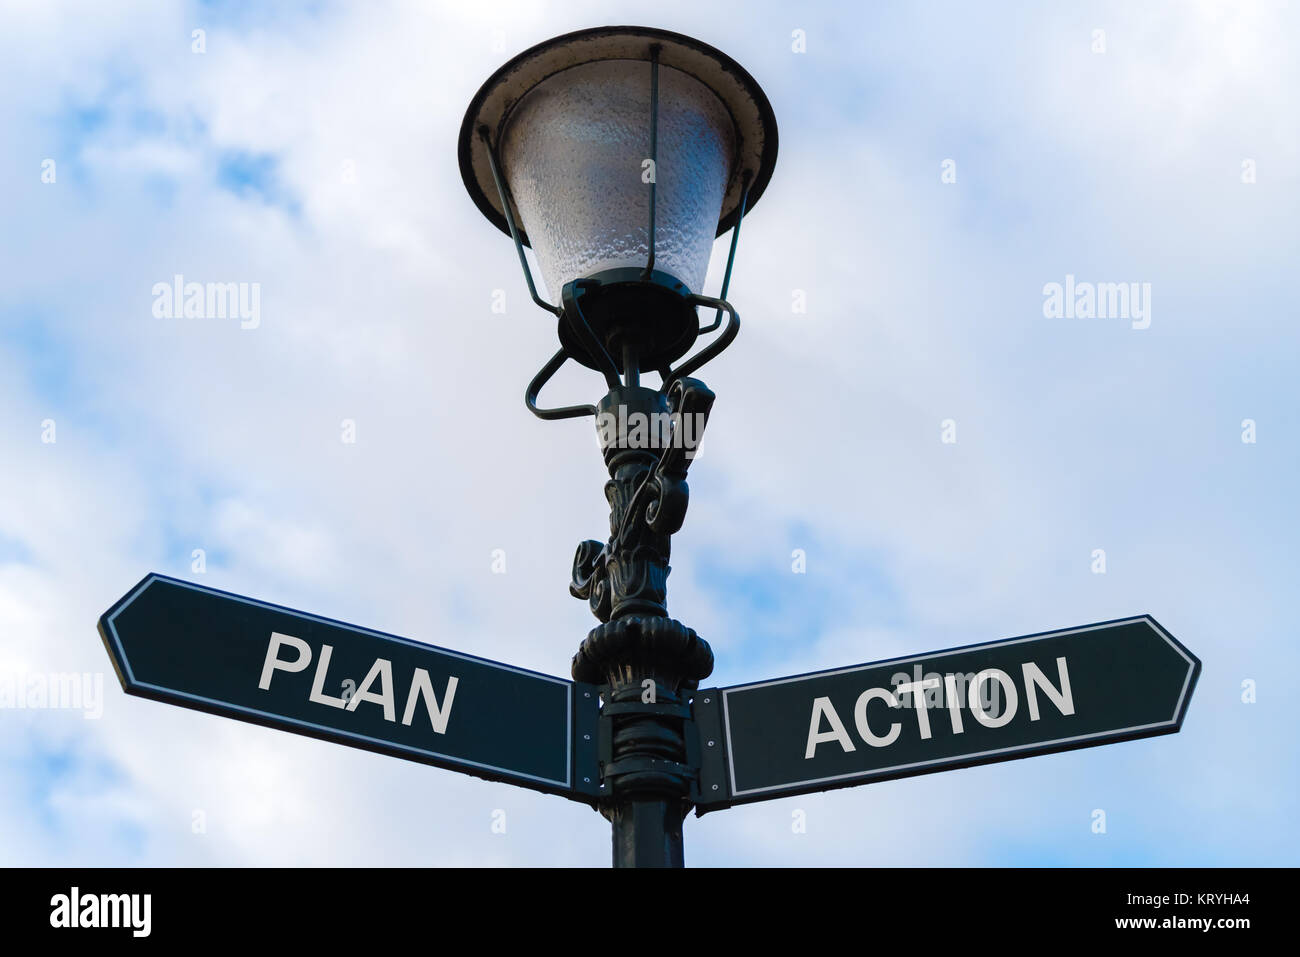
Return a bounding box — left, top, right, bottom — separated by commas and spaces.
99, 574, 597, 800
693, 617, 1199, 810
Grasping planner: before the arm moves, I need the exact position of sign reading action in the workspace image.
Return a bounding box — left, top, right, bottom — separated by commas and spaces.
693, 617, 1199, 811
100, 574, 599, 801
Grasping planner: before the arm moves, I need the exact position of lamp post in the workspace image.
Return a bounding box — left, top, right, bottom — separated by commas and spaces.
94, 24, 1201, 870
458, 25, 778, 867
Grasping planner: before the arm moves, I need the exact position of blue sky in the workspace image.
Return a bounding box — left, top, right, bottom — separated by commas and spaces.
1, 0, 1296, 865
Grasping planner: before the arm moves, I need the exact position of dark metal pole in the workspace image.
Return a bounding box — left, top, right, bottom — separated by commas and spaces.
603, 678, 691, 867
622, 340, 640, 389
613, 799, 684, 867
570, 381, 716, 867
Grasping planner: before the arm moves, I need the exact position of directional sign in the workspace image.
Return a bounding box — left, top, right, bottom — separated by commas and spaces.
100, 574, 600, 801
692, 616, 1199, 811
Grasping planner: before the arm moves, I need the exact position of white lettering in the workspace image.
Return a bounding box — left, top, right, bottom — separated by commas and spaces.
402, 671, 458, 733
1022, 657, 1075, 720
346, 658, 396, 722
259, 632, 311, 690
309, 644, 347, 709
805, 696, 856, 758
895, 677, 940, 739
969, 669, 1018, 728
853, 687, 902, 747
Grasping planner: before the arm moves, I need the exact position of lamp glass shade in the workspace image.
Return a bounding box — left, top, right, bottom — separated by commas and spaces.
499, 59, 735, 300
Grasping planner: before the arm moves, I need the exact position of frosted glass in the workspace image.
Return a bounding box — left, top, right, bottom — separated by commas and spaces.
500, 59, 735, 300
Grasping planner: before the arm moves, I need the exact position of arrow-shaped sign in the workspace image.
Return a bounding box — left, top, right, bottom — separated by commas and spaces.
99, 574, 600, 801
692, 616, 1199, 811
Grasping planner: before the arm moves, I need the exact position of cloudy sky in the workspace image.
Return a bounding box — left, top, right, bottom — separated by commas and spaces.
1, 0, 1296, 866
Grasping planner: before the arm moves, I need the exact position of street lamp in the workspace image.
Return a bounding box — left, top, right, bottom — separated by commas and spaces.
93, 22, 1203, 875
459, 25, 778, 867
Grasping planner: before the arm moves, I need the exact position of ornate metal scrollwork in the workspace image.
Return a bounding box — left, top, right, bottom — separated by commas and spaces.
569, 376, 718, 816
570, 377, 715, 624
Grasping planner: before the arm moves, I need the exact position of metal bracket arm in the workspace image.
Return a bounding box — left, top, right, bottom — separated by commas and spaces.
595, 687, 700, 799
662, 294, 739, 390
525, 349, 597, 421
